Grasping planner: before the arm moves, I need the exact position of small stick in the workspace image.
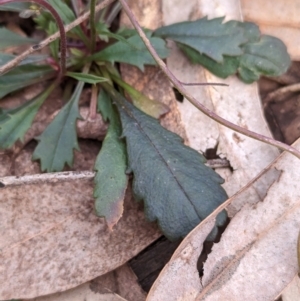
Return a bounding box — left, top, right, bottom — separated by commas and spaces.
119, 0, 300, 160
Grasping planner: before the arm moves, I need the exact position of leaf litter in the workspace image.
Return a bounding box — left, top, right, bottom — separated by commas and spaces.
147, 138, 300, 301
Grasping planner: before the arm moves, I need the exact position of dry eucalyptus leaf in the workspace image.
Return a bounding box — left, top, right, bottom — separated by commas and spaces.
147, 138, 300, 301
28, 283, 127, 301
146, 220, 215, 301
161, 0, 280, 216
281, 276, 300, 301
0, 173, 160, 300
240, 0, 300, 60
28, 264, 146, 301
198, 139, 300, 300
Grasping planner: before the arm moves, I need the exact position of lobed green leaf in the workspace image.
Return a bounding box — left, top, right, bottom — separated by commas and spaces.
94, 90, 128, 229
32, 81, 84, 172
177, 21, 291, 83
105, 86, 228, 240
154, 17, 247, 62
92, 34, 169, 71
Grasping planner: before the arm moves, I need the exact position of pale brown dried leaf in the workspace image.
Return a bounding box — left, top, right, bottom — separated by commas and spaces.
28, 264, 145, 301
0, 173, 160, 300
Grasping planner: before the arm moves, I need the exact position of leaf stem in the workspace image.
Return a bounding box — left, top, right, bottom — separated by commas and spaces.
0, 0, 115, 75
89, 0, 97, 52
0, 0, 67, 78
119, 0, 300, 160
90, 84, 98, 119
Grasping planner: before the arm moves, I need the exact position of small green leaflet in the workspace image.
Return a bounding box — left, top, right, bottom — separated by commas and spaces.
94, 90, 128, 229
66, 72, 108, 84
0, 83, 56, 149
0, 64, 54, 99
154, 17, 247, 63
0, 27, 39, 50
91, 33, 169, 71
238, 35, 291, 83
32, 81, 84, 172
106, 87, 228, 240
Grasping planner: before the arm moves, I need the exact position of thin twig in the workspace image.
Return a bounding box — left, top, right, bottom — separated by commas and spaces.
0, 171, 95, 187
264, 82, 300, 104
0, 0, 115, 75
119, 0, 300, 160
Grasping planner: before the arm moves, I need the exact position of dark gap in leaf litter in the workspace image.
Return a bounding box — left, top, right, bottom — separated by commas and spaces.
129, 236, 182, 292
172, 87, 184, 102
197, 215, 231, 277
0, 10, 36, 36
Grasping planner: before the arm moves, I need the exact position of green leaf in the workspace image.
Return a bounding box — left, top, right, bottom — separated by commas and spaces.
0, 64, 54, 99
0, 83, 55, 149
117, 27, 153, 38
154, 16, 247, 62
238, 35, 291, 83
97, 89, 111, 121
0, 3, 29, 12
177, 22, 291, 83
92, 34, 169, 71
46, 0, 88, 44
110, 74, 169, 118
105, 86, 228, 240
32, 81, 84, 172
179, 43, 240, 78
66, 72, 108, 84
0, 27, 39, 50
0, 53, 48, 66
94, 90, 128, 229
96, 23, 134, 45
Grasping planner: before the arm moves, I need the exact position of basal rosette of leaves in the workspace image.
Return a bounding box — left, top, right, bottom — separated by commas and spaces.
0, 1, 291, 240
